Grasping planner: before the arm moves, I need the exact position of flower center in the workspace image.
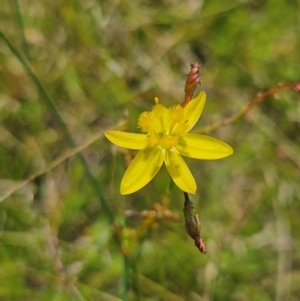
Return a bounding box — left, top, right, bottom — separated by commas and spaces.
138, 98, 188, 150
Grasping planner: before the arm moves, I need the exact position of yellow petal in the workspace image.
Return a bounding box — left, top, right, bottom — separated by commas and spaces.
121, 147, 164, 195
184, 91, 206, 133
165, 150, 197, 194
105, 131, 147, 150
176, 133, 234, 159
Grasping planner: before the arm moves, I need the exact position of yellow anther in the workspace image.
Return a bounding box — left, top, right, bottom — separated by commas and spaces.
169, 105, 184, 123
138, 111, 153, 133
154, 97, 159, 104
152, 103, 164, 119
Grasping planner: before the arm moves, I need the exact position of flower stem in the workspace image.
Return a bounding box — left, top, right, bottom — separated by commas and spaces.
197, 82, 300, 134
123, 256, 130, 301
0, 31, 115, 224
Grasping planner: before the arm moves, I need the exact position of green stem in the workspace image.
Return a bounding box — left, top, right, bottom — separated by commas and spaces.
123, 256, 129, 301
12, 0, 31, 62
0, 31, 115, 224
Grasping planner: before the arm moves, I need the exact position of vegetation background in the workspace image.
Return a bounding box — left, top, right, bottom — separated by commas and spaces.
1, 0, 300, 300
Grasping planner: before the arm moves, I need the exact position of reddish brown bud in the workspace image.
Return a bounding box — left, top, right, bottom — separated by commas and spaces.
182, 63, 201, 108
294, 82, 300, 92
195, 236, 207, 254
183, 193, 207, 254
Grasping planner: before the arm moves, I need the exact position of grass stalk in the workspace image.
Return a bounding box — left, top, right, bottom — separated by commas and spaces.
0, 31, 115, 224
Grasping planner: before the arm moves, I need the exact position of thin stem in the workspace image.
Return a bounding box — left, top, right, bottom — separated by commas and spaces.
12, 0, 31, 62
0, 31, 114, 224
123, 256, 130, 301
197, 82, 300, 134
45, 222, 85, 301
183, 191, 192, 207
0, 120, 126, 203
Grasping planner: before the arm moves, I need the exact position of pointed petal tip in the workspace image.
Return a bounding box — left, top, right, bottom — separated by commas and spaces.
194, 91, 206, 102
120, 184, 136, 195
120, 181, 149, 195
183, 190, 196, 195
120, 188, 129, 195
120, 186, 134, 195
104, 130, 114, 140
221, 146, 234, 159
190, 189, 197, 195
186, 185, 197, 195
227, 145, 234, 156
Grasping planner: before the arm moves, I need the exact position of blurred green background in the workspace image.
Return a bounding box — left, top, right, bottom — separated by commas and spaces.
1, 0, 300, 300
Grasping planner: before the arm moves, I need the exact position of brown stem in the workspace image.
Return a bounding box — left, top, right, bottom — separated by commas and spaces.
197, 82, 300, 133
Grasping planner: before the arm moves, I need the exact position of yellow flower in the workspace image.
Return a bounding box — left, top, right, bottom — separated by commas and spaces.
105, 92, 233, 195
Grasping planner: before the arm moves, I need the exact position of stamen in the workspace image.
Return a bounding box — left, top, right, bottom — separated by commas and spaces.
160, 118, 165, 133
152, 103, 164, 119
152, 102, 165, 132
169, 122, 176, 134
169, 105, 185, 134
138, 111, 153, 133
170, 105, 184, 122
